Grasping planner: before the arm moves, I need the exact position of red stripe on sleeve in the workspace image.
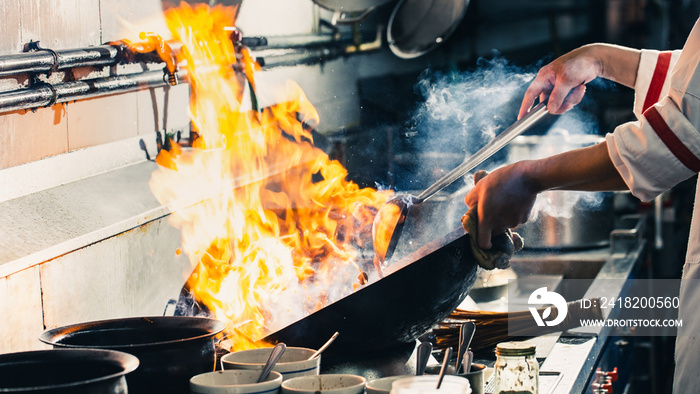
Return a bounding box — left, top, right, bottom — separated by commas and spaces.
642, 52, 672, 112
644, 106, 700, 173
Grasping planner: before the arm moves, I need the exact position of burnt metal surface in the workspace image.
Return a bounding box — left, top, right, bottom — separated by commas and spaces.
266, 228, 478, 356
39, 316, 225, 394
0, 349, 138, 394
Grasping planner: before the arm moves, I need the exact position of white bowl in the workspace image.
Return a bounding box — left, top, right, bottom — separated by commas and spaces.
366, 375, 412, 394
221, 347, 320, 381
190, 370, 282, 394
281, 374, 366, 394
390, 375, 471, 394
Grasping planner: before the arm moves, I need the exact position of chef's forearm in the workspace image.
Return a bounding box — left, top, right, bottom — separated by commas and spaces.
587, 43, 641, 89
518, 141, 628, 193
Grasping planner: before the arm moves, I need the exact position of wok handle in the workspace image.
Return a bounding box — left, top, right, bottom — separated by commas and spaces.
417, 102, 550, 203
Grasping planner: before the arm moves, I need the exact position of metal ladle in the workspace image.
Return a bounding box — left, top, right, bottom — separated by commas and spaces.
257, 342, 286, 383
372, 102, 550, 264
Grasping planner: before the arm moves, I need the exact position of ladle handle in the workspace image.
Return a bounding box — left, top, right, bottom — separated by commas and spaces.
436, 347, 453, 389
416, 341, 433, 376
257, 343, 286, 383
416, 102, 550, 202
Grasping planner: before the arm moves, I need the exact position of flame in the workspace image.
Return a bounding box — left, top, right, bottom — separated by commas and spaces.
143, 3, 391, 350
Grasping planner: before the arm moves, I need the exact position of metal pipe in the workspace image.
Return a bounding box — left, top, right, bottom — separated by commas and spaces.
0, 69, 187, 114
0, 45, 121, 77
258, 48, 341, 68
262, 34, 341, 49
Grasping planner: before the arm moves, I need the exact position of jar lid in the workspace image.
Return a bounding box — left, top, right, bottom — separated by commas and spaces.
496, 341, 536, 356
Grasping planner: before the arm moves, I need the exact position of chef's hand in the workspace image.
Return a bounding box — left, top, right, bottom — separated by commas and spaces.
464, 165, 538, 250
519, 45, 602, 119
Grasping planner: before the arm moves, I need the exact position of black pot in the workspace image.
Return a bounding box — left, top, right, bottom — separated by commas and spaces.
0, 349, 138, 394
39, 316, 225, 394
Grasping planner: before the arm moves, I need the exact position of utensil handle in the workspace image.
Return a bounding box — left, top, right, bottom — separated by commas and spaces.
454, 322, 473, 374
436, 347, 453, 389
308, 332, 339, 360
416, 341, 433, 376
417, 102, 550, 202
258, 343, 286, 383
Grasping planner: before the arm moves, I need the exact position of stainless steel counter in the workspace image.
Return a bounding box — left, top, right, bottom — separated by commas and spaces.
484, 215, 648, 393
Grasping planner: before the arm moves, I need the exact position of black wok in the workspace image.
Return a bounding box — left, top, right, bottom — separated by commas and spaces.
39, 316, 225, 394
174, 194, 476, 357
266, 227, 477, 356
0, 349, 138, 394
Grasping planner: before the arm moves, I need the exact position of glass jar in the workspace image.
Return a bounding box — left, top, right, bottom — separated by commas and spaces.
493, 341, 538, 394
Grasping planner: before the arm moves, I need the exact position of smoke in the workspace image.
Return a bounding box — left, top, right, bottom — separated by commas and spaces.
409, 56, 537, 157
518, 128, 608, 220
404, 55, 609, 223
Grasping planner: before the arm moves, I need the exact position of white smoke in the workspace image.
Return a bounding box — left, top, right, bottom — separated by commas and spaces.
407, 55, 608, 220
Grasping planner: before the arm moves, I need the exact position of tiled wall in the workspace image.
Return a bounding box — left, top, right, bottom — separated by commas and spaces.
0, 0, 191, 170
0, 0, 365, 169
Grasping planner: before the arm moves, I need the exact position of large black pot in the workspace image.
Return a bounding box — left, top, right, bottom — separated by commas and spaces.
39, 316, 225, 394
0, 349, 138, 394
266, 227, 478, 356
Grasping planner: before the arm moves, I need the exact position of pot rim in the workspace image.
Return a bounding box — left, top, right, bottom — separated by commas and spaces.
38, 316, 226, 349
0, 349, 138, 392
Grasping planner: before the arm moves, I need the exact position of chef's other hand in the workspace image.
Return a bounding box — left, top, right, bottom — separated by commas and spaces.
519, 45, 602, 119
464, 164, 538, 250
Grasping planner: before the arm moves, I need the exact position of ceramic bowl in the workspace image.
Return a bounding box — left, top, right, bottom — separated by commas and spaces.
456, 363, 485, 394
190, 370, 282, 394
366, 375, 412, 394
280, 374, 366, 394
221, 347, 319, 381
390, 375, 471, 394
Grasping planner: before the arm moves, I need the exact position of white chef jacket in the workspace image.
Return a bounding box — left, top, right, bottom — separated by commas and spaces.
605, 18, 700, 392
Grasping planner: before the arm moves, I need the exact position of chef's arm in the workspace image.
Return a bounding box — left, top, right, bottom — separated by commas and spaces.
465, 141, 627, 249
592, 43, 641, 88
521, 140, 628, 192
519, 43, 641, 118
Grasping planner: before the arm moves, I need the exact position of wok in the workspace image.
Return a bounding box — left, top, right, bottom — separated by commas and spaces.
266, 226, 478, 356
39, 316, 225, 394
0, 349, 138, 394
176, 195, 477, 358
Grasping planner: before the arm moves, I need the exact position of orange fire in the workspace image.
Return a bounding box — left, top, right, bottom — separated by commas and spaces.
144, 3, 391, 350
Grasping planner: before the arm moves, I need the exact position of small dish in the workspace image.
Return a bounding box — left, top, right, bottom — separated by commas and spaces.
390, 375, 471, 393
281, 374, 366, 394
221, 347, 320, 381
366, 375, 412, 394
190, 370, 283, 394
456, 363, 485, 394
